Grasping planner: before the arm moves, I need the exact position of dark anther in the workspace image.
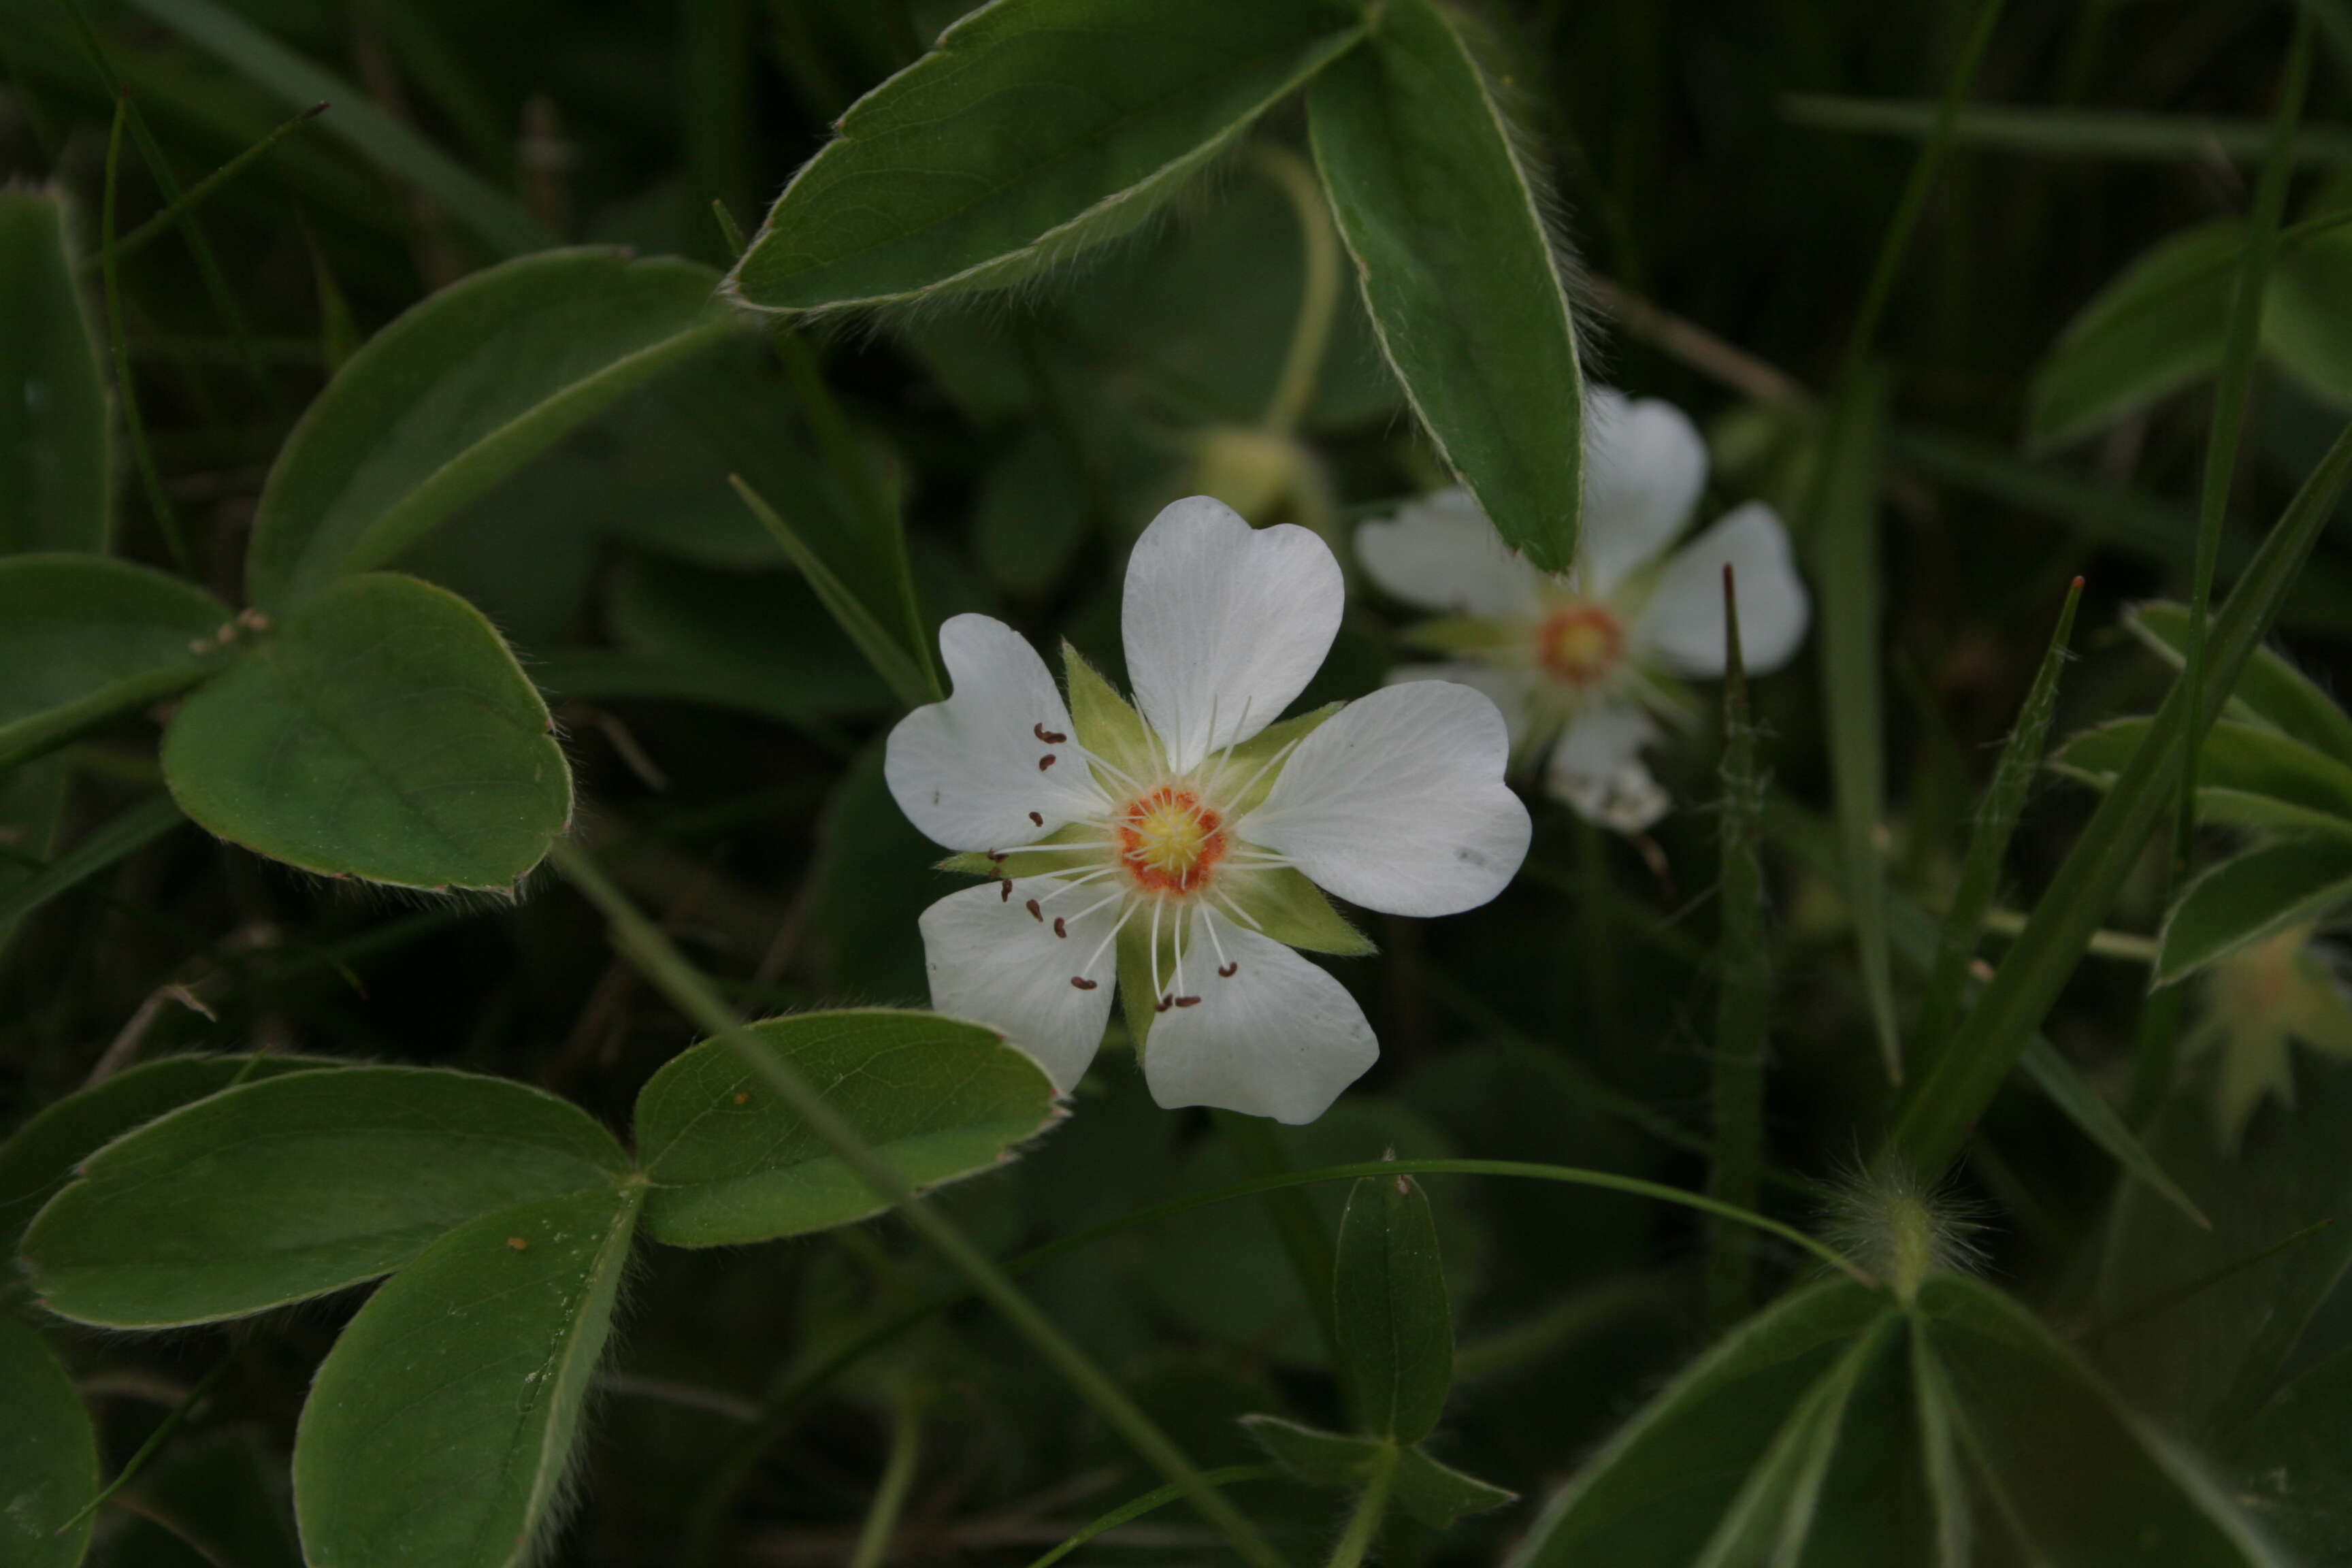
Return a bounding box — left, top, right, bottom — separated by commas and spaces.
999, 880, 1013, 902
1071, 977, 1098, 990
1028, 811, 1044, 826
1052, 917, 1068, 938
1174, 996, 1202, 1008
1038, 754, 1058, 772
1154, 995, 1174, 1013
1218, 962, 1239, 978
987, 849, 1007, 864
1034, 722, 1068, 744
1026, 899, 1043, 921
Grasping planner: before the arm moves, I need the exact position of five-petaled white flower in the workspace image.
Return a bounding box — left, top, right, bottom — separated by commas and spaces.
1357, 389, 1811, 833
885, 497, 1531, 1124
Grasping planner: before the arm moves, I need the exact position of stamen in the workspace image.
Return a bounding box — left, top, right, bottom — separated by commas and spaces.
1054, 918, 1067, 938
1219, 964, 1239, 979
1199, 905, 1237, 978
1174, 996, 1202, 1007
1147, 896, 1165, 1007
993, 840, 1117, 858
1025, 898, 1043, 922
1028, 811, 1044, 826
1071, 977, 1098, 990
1199, 696, 1256, 801
1065, 739, 1146, 796
1038, 754, 1057, 772
1036, 871, 1117, 904
1154, 995, 1174, 1013
999, 880, 1013, 902
1034, 721, 1068, 744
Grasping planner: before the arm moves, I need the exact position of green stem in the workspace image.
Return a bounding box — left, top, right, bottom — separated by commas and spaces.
2142, 14, 2313, 1124
848, 1387, 924, 1568
549, 841, 1288, 1568
1253, 143, 1341, 436
1324, 1444, 1398, 1568
1024, 1467, 1284, 1568
100, 95, 191, 574
83, 101, 327, 276
1708, 565, 1769, 1328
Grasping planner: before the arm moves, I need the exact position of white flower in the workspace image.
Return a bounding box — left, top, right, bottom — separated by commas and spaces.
885, 496, 1531, 1124
1356, 389, 1810, 833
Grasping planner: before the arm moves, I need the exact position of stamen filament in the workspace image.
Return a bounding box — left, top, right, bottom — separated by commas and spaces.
1077, 902, 1137, 980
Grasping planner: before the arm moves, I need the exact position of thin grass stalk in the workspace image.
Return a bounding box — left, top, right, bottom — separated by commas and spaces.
1708, 564, 1769, 1327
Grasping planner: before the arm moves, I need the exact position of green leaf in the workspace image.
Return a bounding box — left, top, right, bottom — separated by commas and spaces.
0, 553, 228, 773
161, 572, 572, 890
1886, 415, 2352, 1175
120, 1426, 302, 1568
1917, 1273, 2282, 1565
23, 1064, 628, 1326
244, 249, 732, 607
0, 1051, 329, 1259
0, 186, 108, 553
2016, 1038, 2210, 1230
2027, 221, 2238, 450
115, 0, 549, 259
2127, 600, 2352, 766
728, 476, 937, 713
1391, 1446, 1516, 1531
1239, 1413, 1384, 1488
293, 1185, 641, 1568
633, 1009, 1060, 1247
2057, 717, 2352, 840
725, 0, 1364, 312
1308, 0, 1584, 572
2223, 1341, 2352, 1559
0, 1316, 98, 1568
1333, 1169, 1452, 1443
2157, 839, 2352, 985
1504, 1280, 1894, 1567
2264, 217, 2352, 408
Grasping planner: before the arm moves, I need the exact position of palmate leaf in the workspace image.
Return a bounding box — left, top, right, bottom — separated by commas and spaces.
161, 573, 572, 891
0, 186, 108, 553
23, 1064, 627, 1327
293, 1186, 642, 1568
1308, 0, 1584, 572
633, 1009, 1060, 1247
1507, 1274, 2284, 1566
244, 248, 734, 608
725, 0, 1365, 314
2157, 840, 2352, 985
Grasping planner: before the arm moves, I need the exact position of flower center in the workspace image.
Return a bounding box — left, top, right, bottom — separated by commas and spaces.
1117, 787, 1226, 894
1534, 603, 1625, 688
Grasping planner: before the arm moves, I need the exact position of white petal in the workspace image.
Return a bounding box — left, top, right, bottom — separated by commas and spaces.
1354, 489, 1542, 619
1240, 681, 1531, 918
1122, 495, 1343, 772
1546, 705, 1669, 832
1384, 661, 1539, 751
1143, 916, 1376, 1124
919, 875, 1121, 1092
1635, 502, 1810, 677
1582, 389, 1708, 595
885, 614, 1107, 852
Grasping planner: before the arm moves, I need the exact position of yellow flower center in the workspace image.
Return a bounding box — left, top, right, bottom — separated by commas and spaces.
1535, 603, 1626, 688
1118, 787, 1226, 894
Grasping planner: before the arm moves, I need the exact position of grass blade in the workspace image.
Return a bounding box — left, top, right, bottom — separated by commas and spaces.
1708, 566, 1769, 1326
728, 477, 936, 714
1786, 95, 2352, 166
0, 793, 183, 936
84, 100, 325, 274
1021, 1467, 1283, 1568
115, 0, 549, 257
99, 94, 189, 573
1916, 578, 2084, 1062
1885, 414, 2352, 1177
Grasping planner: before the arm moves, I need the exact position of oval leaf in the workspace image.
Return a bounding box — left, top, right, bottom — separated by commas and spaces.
294, 1186, 640, 1568
2027, 221, 2238, 452
161, 572, 571, 890
0, 1052, 331, 1258
0, 553, 229, 772
24, 1064, 627, 1326
0, 187, 108, 553
1308, 0, 1584, 571
725, 0, 1365, 312
245, 248, 729, 606
1505, 1280, 1893, 1567
634, 1008, 1060, 1247
1334, 1169, 1451, 1443
0, 1316, 99, 1568
2157, 839, 2352, 986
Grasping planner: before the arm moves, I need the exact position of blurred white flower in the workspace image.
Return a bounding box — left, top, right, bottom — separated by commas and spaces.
885, 496, 1529, 1124
2193, 925, 2352, 1150
1356, 389, 1810, 832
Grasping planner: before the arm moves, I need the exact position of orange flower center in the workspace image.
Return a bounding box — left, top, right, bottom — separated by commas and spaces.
1535, 604, 1626, 688
1117, 787, 1226, 894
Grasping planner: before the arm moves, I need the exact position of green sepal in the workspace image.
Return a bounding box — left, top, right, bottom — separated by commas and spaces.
1239, 1414, 1386, 1488
1236, 866, 1377, 957
1392, 1446, 1517, 1529
936, 819, 1105, 881
1063, 641, 1158, 785
1401, 616, 1518, 657
1119, 916, 1165, 1052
